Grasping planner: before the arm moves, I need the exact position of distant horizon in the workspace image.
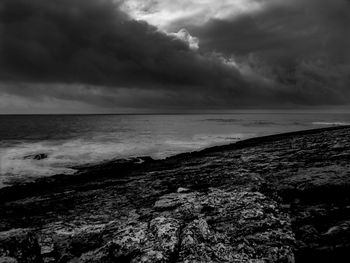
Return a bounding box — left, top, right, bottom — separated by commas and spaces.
2, 107, 350, 115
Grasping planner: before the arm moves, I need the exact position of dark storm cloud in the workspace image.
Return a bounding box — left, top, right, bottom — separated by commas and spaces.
187, 0, 350, 87
0, 0, 261, 108
186, 0, 350, 101
189, 0, 350, 62
0, 0, 198, 86
0, 0, 350, 110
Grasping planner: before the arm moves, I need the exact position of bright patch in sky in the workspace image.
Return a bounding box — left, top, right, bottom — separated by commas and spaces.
121, 0, 265, 30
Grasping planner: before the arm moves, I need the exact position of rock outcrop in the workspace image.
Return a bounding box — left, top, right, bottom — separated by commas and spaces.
1, 126, 350, 262
0, 229, 42, 263
1, 188, 294, 263
24, 154, 48, 161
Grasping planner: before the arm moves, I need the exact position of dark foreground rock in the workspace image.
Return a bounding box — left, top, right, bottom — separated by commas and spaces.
1, 126, 350, 262
0, 228, 42, 263
24, 154, 48, 161
1, 189, 294, 263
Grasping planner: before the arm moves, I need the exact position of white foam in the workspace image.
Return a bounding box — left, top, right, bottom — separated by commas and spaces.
155, 133, 252, 158
0, 139, 154, 186
312, 122, 350, 126
0, 132, 252, 187
1, 113, 348, 188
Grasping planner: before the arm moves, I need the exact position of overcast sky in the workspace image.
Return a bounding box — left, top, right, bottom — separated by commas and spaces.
0, 0, 350, 113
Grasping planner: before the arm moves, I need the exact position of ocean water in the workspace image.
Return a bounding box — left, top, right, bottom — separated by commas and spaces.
0, 112, 349, 187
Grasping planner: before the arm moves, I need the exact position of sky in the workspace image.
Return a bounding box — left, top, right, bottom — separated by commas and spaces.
0, 0, 350, 113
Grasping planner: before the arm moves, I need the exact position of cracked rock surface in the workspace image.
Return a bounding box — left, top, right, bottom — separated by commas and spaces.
1, 126, 350, 262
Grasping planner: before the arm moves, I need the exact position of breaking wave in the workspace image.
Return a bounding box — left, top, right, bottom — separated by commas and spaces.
312, 122, 350, 126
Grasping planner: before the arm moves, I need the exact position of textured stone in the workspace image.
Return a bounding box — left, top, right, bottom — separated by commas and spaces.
0, 257, 18, 263
0, 229, 42, 263
2, 126, 350, 262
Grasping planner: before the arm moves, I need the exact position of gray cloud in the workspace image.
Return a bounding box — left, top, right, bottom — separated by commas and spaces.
186, 0, 350, 101
0, 0, 254, 109
0, 0, 350, 111
189, 0, 350, 61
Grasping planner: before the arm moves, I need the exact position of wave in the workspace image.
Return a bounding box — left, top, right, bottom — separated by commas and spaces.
312, 122, 350, 126
202, 118, 279, 126
3, 113, 347, 188
242, 120, 277, 126
202, 118, 241, 123
0, 139, 154, 187
0, 133, 250, 188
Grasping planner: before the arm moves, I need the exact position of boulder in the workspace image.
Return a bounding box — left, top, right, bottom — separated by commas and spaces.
0, 229, 42, 263
177, 187, 190, 193
24, 154, 48, 161
69, 217, 181, 263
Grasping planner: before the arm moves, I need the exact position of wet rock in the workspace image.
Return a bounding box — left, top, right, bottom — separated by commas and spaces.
149, 217, 181, 256
27, 188, 296, 262
154, 193, 184, 211
297, 225, 319, 243
177, 187, 190, 193
39, 222, 108, 262
155, 188, 296, 263
0, 257, 18, 263
69, 217, 181, 263
323, 221, 350, 237
110, 217, 181, 262
67, 244, 116, 263
24, 154, 48, 161
0, 228, 42, 263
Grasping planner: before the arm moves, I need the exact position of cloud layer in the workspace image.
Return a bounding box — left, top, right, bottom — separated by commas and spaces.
121, 0, 265, 30
0, 0, 350, 112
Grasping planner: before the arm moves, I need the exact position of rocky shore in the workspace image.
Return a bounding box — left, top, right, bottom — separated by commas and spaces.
1, 126, 350, 262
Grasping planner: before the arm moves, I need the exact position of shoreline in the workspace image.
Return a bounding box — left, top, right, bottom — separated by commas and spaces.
1, 125, 350, 262
1, 124, 350, 203
166, 124, 350, 158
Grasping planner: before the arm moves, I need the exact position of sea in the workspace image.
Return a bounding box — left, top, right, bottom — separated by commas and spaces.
0, 112, 349, 188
